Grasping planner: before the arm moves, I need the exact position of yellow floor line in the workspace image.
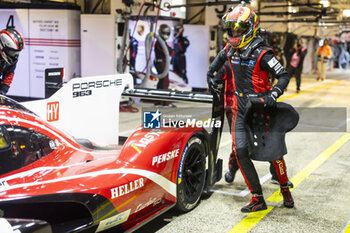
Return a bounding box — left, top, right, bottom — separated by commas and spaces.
344, 222, 350, 233
278, 80, 342, 101
220, 139, 232, 147
228, 207, 274, 233
228, 133, 350, 233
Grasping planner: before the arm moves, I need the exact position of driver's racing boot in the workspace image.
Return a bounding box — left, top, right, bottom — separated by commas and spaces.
281, 186, 294, 208
241, 194, 267, 213
271, 177, 294, 188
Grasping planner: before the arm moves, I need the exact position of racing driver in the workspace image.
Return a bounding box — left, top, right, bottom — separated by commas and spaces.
0, 27, 24, 95
207, 5, 294, 212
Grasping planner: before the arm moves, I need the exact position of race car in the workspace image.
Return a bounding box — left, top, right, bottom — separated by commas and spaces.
0, 74, 224, 233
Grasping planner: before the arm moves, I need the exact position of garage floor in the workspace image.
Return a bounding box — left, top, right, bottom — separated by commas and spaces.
119, 69, 350, 233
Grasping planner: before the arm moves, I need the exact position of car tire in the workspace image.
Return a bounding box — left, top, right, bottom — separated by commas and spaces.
175, 136, 206, 212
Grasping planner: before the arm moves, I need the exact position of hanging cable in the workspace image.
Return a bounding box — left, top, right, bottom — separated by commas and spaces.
122, 0, 147, 72
143, 0, 162, 76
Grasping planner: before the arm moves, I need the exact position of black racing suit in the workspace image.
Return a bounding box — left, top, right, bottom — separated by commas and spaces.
130, 37, 138, 71
172, 35, 189, 83
0, 57, 17, 95
208, 36, 290, 195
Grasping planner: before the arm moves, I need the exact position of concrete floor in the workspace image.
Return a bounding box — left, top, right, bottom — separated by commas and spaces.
119, 69, 350, 233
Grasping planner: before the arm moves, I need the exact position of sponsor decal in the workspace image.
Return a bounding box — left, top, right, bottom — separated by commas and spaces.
135, 197, 162, 213
143, 110, 161, 129
274, 62, 284, 74
110, 178, 144, 199
47, 101, 59, 122
133, 131, 161, 148
276, 160, 285, 175
267, 57, 278, 68
152, 149, 179, 166
72, 79, 122, 98
231, 59, 240, 65
241, 59, 256, 67
96, 209, 131, 232
177, 146, 187, 184
0, 180, 9, 189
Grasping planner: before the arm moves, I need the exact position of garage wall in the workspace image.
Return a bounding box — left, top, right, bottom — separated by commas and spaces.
80, 14, 116, 77
0, 8, 81, 98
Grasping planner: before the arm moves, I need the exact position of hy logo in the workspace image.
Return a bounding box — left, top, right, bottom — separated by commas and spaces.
143, 110, 161, 129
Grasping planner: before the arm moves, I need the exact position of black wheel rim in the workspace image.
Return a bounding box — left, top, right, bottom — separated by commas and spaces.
183, 146, 205, 200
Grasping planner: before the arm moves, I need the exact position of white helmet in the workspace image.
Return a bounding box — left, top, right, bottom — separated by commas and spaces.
0, 28, 24, 65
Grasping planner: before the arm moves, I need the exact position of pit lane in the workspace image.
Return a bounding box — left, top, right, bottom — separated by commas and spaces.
118, 69, 350, 233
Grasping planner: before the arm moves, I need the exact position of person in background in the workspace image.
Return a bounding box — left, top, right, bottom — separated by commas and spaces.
154, 24, 175, 107
172, 25, 190, 84
271, 36, 283, 64
0, 28, 24, 95
207, 5, 294, 213
269, 36, 284, 85
129, 35, 138, 71
287, 39, 307, 93
317, 39, 331, 81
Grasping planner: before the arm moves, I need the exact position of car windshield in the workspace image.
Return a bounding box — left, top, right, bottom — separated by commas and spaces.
0, 96, 36, 115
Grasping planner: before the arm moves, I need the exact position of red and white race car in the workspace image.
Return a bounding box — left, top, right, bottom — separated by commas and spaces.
0, 74, 223, 233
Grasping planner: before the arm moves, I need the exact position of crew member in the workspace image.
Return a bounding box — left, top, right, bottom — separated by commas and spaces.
130, 36, 138, 71
269, 36, 283, 85
0, 28, 24, 95
154, 24, 174, 107
317, 39, 331, 81
172, 25, 189, 84
207, 5, 294, 212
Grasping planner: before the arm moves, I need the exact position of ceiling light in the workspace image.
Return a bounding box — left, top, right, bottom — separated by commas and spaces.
289, 7, 298, 13
344, 9, 350, 17
250, 0, 257, 8
320, 0, 329, 8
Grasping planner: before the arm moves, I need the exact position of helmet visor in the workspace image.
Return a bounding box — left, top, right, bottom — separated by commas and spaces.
224, 20, 250, 37
5, 48, 20, 58
2, 47, 20, 64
